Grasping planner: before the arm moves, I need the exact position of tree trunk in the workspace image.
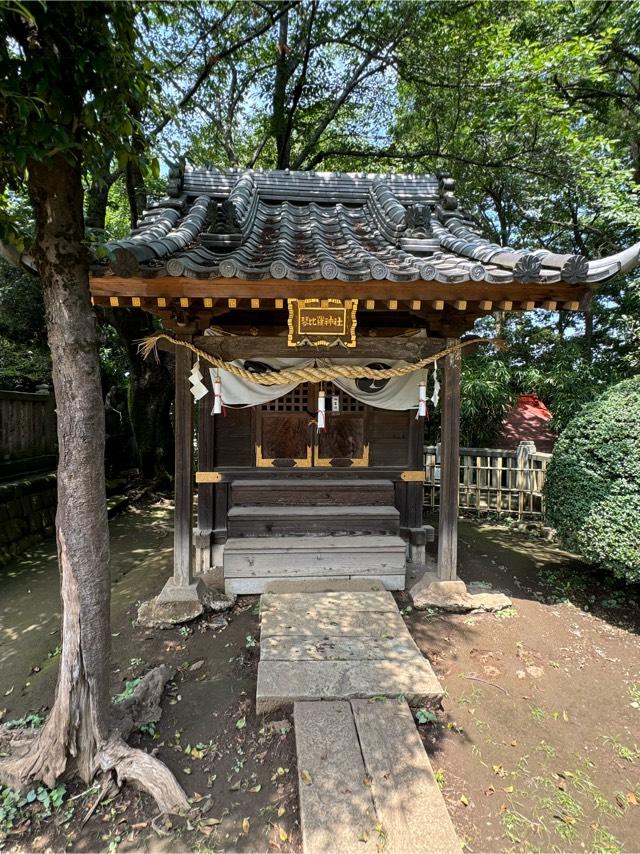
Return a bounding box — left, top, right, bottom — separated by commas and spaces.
0, 152, 186, 814
272, 9, 292, 170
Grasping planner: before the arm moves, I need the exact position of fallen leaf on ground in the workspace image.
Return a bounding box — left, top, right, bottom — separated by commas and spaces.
301, 769, 313, 785
242, 817, 250, 834
279, 827, 289, 842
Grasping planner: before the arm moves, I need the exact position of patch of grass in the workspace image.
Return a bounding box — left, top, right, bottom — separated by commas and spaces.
529, 705, 546, 723
535, 740, 557, 758
604, 736, 640, 763
434, 768, 446, 789
592, 824, 622, 854
628, 683, 640, 707
495, 606, 518, 619
501, 807, 536, 844
458, 687, 481, 707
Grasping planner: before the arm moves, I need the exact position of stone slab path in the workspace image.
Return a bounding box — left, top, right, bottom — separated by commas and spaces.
295, 699, 460, 854
256, 590, 443, 713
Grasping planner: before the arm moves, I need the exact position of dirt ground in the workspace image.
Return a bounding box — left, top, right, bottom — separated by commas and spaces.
0, 506, 638, 853
403, 519, 640, 854
0, 504, 300, 853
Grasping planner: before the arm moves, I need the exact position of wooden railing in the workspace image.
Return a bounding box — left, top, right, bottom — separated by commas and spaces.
424, 441, 552, 519
0, 389, 57, 464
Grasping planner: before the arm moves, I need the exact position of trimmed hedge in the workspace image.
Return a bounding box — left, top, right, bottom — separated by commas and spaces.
544, 376, 640, 583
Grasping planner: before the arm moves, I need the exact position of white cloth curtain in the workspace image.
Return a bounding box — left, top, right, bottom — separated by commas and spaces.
211, 358, 425, 411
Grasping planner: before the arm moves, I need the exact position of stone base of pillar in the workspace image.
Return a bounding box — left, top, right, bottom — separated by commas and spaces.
194, 528, 212, 575
402, 526, 435, 565
410, 569, 512, 613
137, 575, 235, 629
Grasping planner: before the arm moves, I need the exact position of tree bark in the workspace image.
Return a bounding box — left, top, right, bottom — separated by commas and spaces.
0, 152, 186, 814
272, 9, 292, 170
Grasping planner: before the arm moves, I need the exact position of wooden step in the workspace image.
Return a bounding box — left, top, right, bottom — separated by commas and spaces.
227, 504, 400, 537
224, 534, 406, 595
231, 478, 395, 507
295, 700, 460, 854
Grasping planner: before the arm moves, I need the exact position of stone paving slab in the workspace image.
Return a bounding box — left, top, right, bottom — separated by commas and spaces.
257, 590, 443, 712
295, 699, 460, 854
294, 701, 379, 854
257, 659, 442, 713
260, 590, 398, 613
352, 699, 461, 853
261, 634, 422, 662
259, 608, 407, 639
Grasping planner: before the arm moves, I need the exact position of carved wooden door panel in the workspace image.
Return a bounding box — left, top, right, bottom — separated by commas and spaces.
314, 383, 369, 467
256, 386, 312, 467
255, 383, 368, 468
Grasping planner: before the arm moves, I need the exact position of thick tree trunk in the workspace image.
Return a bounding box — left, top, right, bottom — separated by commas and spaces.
0, 152, 186, 814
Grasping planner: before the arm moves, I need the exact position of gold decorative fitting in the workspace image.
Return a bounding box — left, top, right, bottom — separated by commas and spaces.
287, 298, 358, 348
195, 472, 222, 483
255, 443, 312, 468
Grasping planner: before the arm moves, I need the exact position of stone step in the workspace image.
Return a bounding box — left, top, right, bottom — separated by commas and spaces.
231, 478, 395, 507
227, 504, 400, 537
224, 535, 406, 595
257, 659, 442, 712
295, 700, 460, 854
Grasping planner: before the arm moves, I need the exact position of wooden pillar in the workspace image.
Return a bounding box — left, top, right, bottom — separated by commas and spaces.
173, 343, 195, 587
437, 339, 461, 580
195, 368, 215, 573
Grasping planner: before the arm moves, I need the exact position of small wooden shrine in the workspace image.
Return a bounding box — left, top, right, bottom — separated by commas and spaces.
90, 167, 638, 600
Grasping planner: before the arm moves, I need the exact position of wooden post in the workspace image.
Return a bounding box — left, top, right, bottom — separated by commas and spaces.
437, 339, 461, 580
173, 343, 195, 587
195, 368, 215, 573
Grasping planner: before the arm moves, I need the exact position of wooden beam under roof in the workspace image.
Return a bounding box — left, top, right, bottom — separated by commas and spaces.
89, 275, 589, 307
158, 334, 448, 362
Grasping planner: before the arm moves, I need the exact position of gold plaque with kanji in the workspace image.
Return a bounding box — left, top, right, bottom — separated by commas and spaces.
287, 298, 358, 348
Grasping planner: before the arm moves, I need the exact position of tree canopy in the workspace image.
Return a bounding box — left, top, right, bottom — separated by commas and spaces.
2, 0, 638, 442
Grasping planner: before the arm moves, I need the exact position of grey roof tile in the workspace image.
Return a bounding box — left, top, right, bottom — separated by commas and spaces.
93, 167, 638, 286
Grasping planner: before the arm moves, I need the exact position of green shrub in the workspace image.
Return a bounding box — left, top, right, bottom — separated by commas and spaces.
544, 376, 640, 583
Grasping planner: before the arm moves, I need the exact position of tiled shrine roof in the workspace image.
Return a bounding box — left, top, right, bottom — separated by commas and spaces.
93, 167, 640, 286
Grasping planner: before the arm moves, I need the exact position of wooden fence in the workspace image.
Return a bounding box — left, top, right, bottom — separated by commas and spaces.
0, 389, 57, 467
424, 441, 552, 519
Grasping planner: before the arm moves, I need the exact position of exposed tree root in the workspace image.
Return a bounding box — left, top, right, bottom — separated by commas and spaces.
0, 665, 188, 814
96, 737, 189, 814
110, 664, 175, 740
